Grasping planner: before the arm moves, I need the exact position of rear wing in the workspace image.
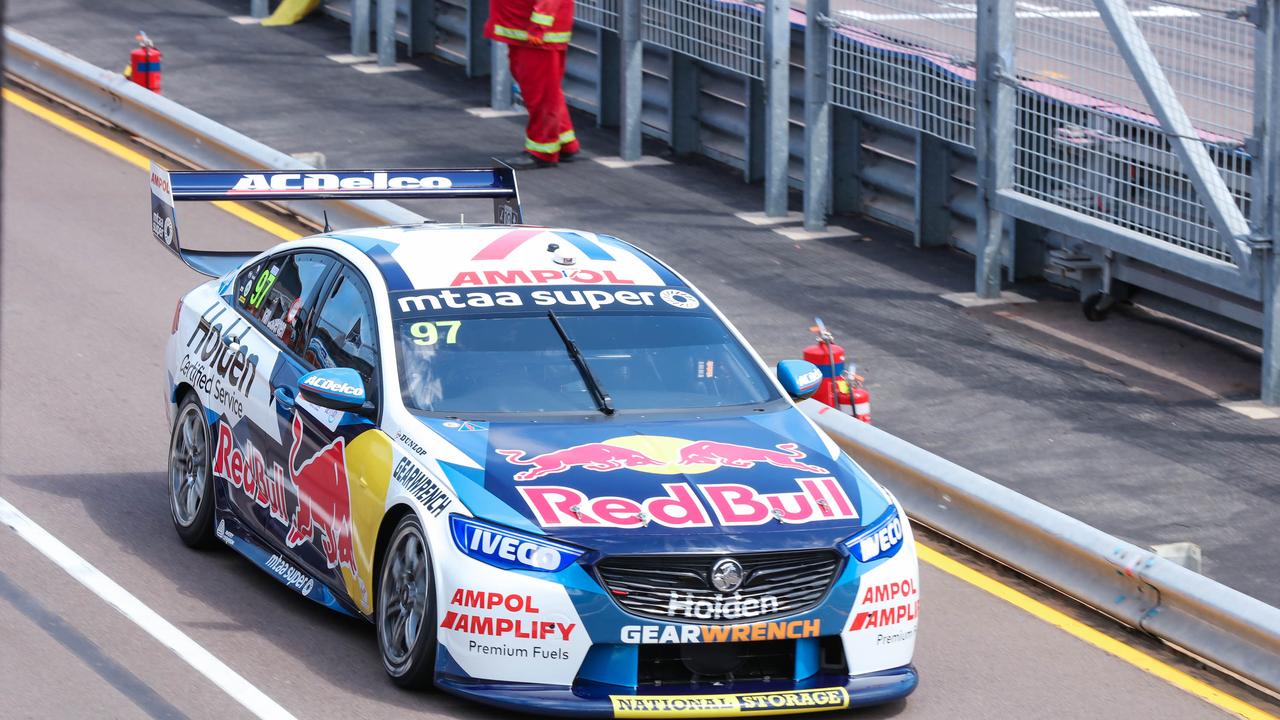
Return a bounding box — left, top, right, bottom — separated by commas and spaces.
149, 163, 523, 277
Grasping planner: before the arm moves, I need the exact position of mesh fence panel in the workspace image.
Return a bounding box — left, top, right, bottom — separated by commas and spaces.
576, 0, 620, 30
642, 0, 765, 78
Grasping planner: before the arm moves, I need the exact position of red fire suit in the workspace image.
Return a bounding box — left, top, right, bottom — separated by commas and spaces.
485, 0, 579, 162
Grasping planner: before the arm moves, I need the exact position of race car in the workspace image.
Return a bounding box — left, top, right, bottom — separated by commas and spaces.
153, 164, 919, 717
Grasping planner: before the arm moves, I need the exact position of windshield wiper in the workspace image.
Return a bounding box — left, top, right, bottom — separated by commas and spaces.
546, 310, 614, 415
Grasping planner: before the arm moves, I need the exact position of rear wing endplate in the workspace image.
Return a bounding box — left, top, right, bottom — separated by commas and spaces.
149, 163, 523, 277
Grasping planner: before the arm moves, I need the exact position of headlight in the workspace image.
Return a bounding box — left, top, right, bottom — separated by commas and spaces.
450, 515, 584, 573
842, 506, 904, 563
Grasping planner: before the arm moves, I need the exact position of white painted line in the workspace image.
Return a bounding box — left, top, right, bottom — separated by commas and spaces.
735, 210, 803, 226
326, 53, 376, 65
228, 15, 262, 25
773, 226, 861, 241
0, 497, 298, 720
942, 291, 1035, 308
1220, 400, 1280, 420
839, 3, 1197, 22
592, 155, 672, 168
352, 62, 420, 74
465, 106, 526, 118
993, 311, 1226, 401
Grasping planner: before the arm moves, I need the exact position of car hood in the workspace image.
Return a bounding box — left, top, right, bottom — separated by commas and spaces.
411, 406, 892, 556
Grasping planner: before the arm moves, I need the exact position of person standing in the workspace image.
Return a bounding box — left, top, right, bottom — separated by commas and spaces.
486, 0, 579, 168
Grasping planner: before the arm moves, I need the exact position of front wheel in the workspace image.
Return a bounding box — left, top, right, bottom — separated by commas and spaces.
378, 514, 437, 689
168, 395, 217, 549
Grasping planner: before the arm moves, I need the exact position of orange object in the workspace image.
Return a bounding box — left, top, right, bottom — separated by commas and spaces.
128, 31, 162, 94
803, 323, 871, 424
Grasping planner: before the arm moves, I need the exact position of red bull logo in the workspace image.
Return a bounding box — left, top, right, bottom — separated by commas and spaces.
496, 436, 829, 481
212, 414, 360, 596
517, 477, 857, 529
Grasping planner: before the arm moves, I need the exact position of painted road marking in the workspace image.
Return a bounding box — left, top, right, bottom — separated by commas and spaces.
917, 544, 1277, 720
8, 73, 1276, 720
1, 88, 300, 242
0, 497, 298, 720
840, 2, 1198, 22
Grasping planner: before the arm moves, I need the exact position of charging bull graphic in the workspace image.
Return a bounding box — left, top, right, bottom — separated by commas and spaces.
496, 437, 829, 480
213, 412, 393, 614
286, 413, 355, 575
497, 443, 664, 481
677, 441, 827, 474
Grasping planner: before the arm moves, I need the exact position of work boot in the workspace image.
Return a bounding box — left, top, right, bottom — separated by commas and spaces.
502, 153, 557, 170
559, 149, 579, 163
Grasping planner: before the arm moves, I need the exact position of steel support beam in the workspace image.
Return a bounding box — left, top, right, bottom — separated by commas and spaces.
250, 0, 270, 19
974, 0, 1014, 297
804, 0, 832, 230
762, 0, 790, 216
377, 0, 398, 66
669, 53, 700, 155
832, 107, 863, 216
352, 0, 372, 56
465, 0, 489, 76
598, 28, 621, 128
1254, 0, 1280, 403
490, 41, 513, 110
410, 0, 437, 58
915, 132, 951, 247
1092, 0, 1254, 271
619, 0, 643, 160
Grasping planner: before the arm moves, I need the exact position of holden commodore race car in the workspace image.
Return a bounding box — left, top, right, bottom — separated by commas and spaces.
153, 164, 919, 717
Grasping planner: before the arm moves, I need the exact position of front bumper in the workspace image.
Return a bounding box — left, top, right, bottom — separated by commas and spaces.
436, 666, 918, 718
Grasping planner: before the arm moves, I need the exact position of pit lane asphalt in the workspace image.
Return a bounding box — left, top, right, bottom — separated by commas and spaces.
0, 91, 1269, 720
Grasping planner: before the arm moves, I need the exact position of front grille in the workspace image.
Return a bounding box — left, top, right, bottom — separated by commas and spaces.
595, 550, 841, 623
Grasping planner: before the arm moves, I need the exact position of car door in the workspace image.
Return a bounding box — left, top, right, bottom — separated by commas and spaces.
285, 264, 390, 615
221, 250, 335, 556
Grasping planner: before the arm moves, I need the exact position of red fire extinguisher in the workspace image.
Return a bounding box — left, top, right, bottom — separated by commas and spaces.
802, 317, 871, 424
125, 31, 162, 94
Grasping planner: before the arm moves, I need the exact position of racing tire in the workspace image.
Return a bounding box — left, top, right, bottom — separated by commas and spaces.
378, 514, 437, 689
168, 395, 218, 549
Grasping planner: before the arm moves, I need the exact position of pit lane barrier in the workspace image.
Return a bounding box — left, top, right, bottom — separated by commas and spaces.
2, 27, 427, 232
800, 398, 1280, 693
8, 22, 1280, 694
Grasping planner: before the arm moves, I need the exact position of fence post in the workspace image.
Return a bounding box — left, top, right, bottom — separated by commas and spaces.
353, 0, 372, 56
465, 0, 489, 76
377, 0, 398, 66
832, 107, 863, 215
598, 27, 621, 127
669, 53, 700, 155
491, 41, 513, 110
619, 0, 643, 160
1255, 0, 1280, 404
915, 132, 951, 246
974, 0, 1014, 297
250, 0, 270, 19
804, 0, 831, 230
763, 0, 791, 216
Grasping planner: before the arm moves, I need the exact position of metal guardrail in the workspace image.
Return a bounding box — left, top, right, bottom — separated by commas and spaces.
2, 27, 427, 232
801, 398, 1280, 692
7, 19, 1279, 694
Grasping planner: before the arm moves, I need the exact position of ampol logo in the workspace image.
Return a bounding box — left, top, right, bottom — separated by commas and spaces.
496, 436, 829, 482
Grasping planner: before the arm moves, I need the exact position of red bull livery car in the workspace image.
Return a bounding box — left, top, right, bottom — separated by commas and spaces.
154, 165, 919, 717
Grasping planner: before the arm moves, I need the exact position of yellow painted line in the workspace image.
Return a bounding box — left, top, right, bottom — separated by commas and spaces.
2, 87, 300, 241
918, 544, 1276, 720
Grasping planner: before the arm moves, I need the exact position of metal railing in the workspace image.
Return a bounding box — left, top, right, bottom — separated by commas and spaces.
266, 0, 1280, 402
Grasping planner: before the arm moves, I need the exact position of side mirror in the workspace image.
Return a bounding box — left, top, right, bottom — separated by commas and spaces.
298, 368, 367, 412
776, 360, 823, 401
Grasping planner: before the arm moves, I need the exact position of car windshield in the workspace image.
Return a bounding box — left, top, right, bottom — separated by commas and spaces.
396, 313, 780, 414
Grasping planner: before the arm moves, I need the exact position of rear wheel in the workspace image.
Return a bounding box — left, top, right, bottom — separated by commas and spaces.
168, 395, 217, 549
378, 514, 437, 689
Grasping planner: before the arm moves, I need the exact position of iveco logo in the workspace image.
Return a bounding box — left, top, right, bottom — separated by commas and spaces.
710, 558, 744, 592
